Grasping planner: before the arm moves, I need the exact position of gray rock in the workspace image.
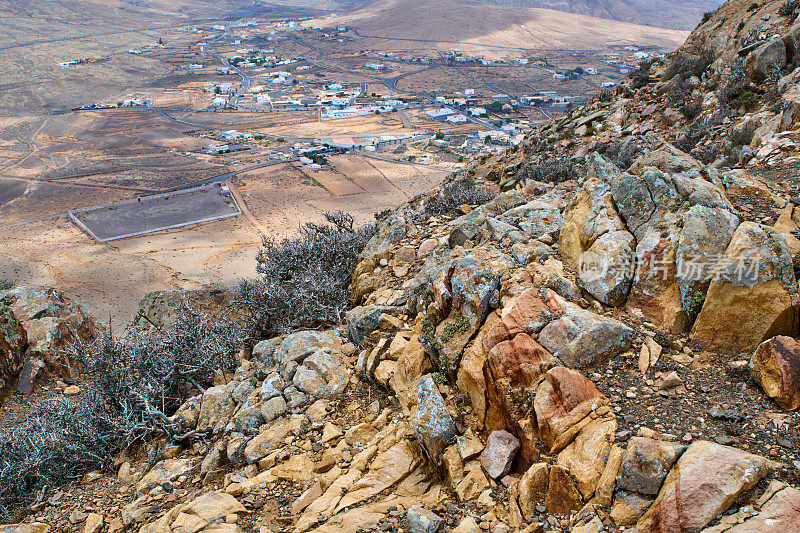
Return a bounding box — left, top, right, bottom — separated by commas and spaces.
577, 229, 636, 306
407, 506, 444, 533
414, 376, 457, 463
274, 330, 340, 365
480, 430, 520, 479
346, 305, 387, 345
538, 306, 635, 368
260, 395, 287, 422
231, 380, 255, 404
261, 373, 284, 401
676, 205, 740, 317
252, 337, 283, 366
230, 388, 265, 432
617, 437, 686, 495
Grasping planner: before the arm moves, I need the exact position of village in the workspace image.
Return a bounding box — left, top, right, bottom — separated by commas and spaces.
82, 17, 663, 172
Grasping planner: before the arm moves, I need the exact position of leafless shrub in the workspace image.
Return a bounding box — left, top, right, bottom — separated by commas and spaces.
676, 118, 712, 154
0, 308, 239, 518
0, 393, 119, 518
521, 157, 578, 183
779, 0, 800, 17
420, 176, 497, 219
75, 311, 240, 445
0, 280, 11, 291
663, 51, 714, 82
234, 211, 376, 336
629, 59, 655, 89
595, 140, 642, 170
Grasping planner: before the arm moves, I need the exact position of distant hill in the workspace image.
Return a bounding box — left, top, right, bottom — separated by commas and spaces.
318, 0, 690, 52
0, 0, 366, 48
474, 0, 724, 30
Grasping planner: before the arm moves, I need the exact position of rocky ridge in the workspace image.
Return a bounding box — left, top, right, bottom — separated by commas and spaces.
6, 1, 800, 532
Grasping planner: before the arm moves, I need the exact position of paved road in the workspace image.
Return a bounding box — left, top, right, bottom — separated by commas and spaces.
199, 24, 251, 108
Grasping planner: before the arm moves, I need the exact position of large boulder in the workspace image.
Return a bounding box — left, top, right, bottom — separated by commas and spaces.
749, 37, 787, 83
576, 230, 636, 306
751, 336, 800, 410
485, 333, 553, 434
637, 441, 776, 532
135, 287, 231, 329
625, 223, 688, 334
692, 222, 800, 353
555, 417, 616, 500
538, 306, 635, 369
559, 159, 629, 272
723, 485, 800, 532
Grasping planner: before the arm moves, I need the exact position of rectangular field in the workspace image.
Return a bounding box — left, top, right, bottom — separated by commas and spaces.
69, 183, 241, 242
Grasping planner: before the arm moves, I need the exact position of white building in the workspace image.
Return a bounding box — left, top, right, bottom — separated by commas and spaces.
446, 114, 468, 123
426, 108, 453, 118
469, 107, 487, 116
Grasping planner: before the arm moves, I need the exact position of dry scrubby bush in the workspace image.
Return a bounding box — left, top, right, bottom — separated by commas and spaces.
595, 140, 642, 170
0, 310, 239, 518
0, 393, 120, 517
419, 177, 497, 220
663, 51, 714, 82
0, 280, 11, 291
234, 211, 377, 336
522, 158, 579, 183
780, 0, 800, 18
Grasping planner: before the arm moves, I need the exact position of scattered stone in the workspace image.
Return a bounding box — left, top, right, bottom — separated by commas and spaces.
481, 430, 520, 479
407, 506, 444, 533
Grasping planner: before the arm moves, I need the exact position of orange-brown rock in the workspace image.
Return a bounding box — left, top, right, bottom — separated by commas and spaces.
534, 367, 608, 453
544, 465, 583, 515
751, 335, 800, 410
692, 222, 800, 353
485, 333, 554, 462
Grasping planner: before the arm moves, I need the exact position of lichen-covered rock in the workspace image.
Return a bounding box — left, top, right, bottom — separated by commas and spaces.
414, 376, 457, 463
692, 222, 800, 352
538, 306, 635, 369
676, 205, 740, 320
617, 437, 686, 496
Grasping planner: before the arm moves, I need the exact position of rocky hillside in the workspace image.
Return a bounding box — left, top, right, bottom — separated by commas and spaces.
7, 1, 800, 532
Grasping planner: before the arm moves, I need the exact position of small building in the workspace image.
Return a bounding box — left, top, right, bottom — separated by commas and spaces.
446, 114, 468, 123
